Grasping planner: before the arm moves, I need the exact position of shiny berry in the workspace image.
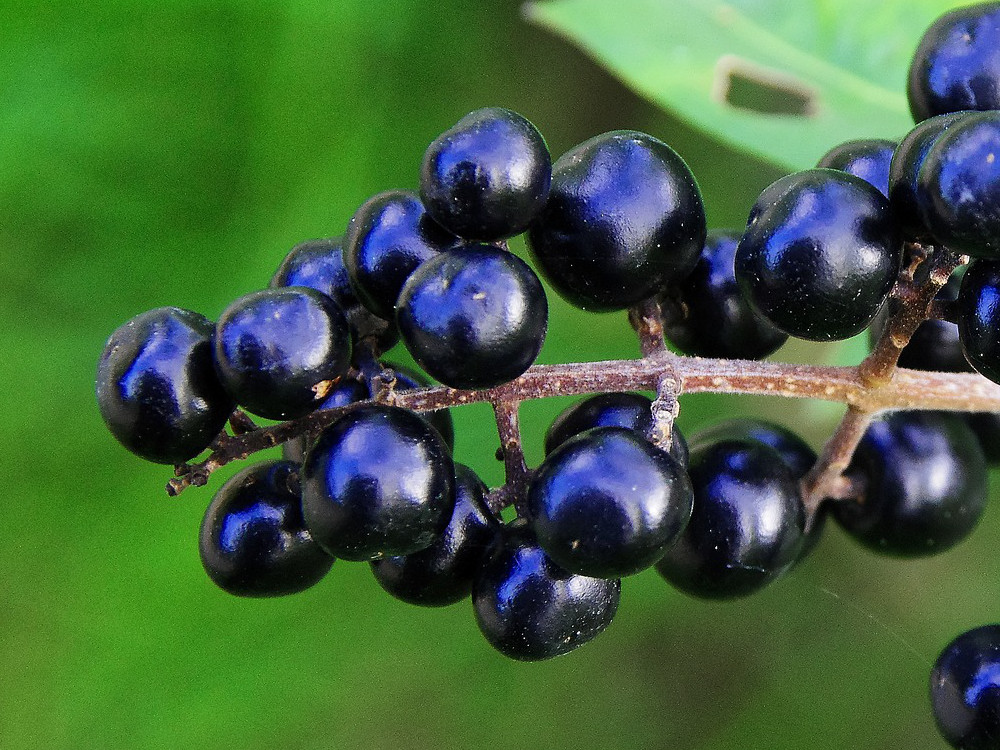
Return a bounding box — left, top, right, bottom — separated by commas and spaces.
656, 439, 805, 599
527, 130, 706, 311
371, 463, 499, 606
960, 259, 1000, 384
281, 377, 370, 464
816, 138, 896, 198
662, 230, 787, 359
381, 363, 455, 449
396, 245, 547, 389
543, 392, 688, 467
527, 427, 693, 578
735, 169, 901, 341
472, 521, 621, 661
343, 190, 459, 319
688, 418, 816, 479
834, 411, 987, 557
214, 287, 352, 420
888, 112, 967, 240
199, 460, 333, 597
96, 307, 234, 464
931, 624, 1000, 750
301, 404, 455, 562
420, 107, 551, 240
908, 3, 1000, 121
918, 111, 1000, 259
270, 237, 358, 311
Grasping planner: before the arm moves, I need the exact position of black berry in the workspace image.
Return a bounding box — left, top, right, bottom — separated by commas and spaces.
420, 107, 551, 240
816, 138, 896, 198
931, 624, 1000, 750
959, 259, 1000, 385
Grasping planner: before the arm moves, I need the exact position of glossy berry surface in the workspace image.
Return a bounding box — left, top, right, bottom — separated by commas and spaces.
918, 111, 1000, 259
214, 287, 352, 420
301, 404, 455, 562
199, 460, 333, 597
662, 230, 787, 359
735, 168, 901, 341
270, 236, 359, 311
834, 411, 987, 557
281, 377, 371, 464
472, 521, 621, 661
397, 245, 547, 389
382, 363, 456, 449
343, 190, 459, 319
543, 391, 688, 467
527, 426, 693, 578
688, 418, 816, 480
371, 463, 499, 606
816, 138, 896, 198
420, 107, 551, 241
908, 2, 1000, 121
888, 112, 967, 240
655, 439, 805, 599
931, 624, 1000, 750
527, 130, 706, 311
960, 260, 1000, 385
96, 306, 234, 464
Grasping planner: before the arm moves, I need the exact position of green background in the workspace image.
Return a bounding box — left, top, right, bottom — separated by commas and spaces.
2, 1, 995, 748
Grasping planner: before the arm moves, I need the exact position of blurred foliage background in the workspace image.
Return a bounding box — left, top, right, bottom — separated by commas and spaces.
2, 0, 996, 748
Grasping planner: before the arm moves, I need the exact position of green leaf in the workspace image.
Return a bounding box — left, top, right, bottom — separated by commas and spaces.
526, 0, 973, 170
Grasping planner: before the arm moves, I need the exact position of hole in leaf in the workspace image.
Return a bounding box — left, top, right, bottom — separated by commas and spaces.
712, 54, 818, 117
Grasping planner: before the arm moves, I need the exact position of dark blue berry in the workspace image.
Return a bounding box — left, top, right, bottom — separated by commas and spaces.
527, 130, 706, 311
527, 426, 693, 578
371, 463, 500, 606
888, 112, 968, 240
931, 624, 1000, 750
382, 363, 455, 449
301, 404, 455, 562
543, 392, 688, 467
420, 107, 551, 241
688, 418, 816, 479
214, 287, 352, 420
735, 169, 901, 341
396, 245, 547, 389
959, 259, 1000, 384
816, 138, 896, 198
662, 230, 787, 359
271, 237, 358, 311
281, 377, 371, 464
96, 307, 234, 464
343, 190, 459, 319
908, 3, 1000, 121
472, 520, 621, 661
918, 111, 1000, 259
834, 411, 987, 557
655, 438, 805, 599
199, 460, 333, 597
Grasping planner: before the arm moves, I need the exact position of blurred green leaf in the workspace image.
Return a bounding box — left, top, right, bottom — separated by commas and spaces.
526, 0, 973, 170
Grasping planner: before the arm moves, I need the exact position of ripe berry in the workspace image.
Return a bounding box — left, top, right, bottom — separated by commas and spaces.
655, 438, 805, 599
735, 169, 901, 341
214, 287, 352, 420
301, 404, 455, 562
199, 460, 334, 597
396, 245, 547, 389
543, 391, 688, 467
959, 259, 1000, 385
527, 426, 693, 578
271, 237, 359, 311
661, 230, 787, 360
96, 307, 234, 464
816, 138, 896, 198
833, 411, 987, 557
527, 130, 706, 311
420, 107, 551, 241
888, 112, 967, 240
908, 2, 1000, 121
281, 377, 371, 464
931, 624, 1000, 750
917, 111, 1000, 259
687, 418, 816, 479
472, 520, 621, 661
343, 190, 459, 319
371, 463, 500, 606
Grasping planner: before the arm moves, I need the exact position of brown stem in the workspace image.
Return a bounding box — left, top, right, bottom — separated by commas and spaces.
486, 399, 531, 516
628, 298, 668, 357
800, 405, 873, 515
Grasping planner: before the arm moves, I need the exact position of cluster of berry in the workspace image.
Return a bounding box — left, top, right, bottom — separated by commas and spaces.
94, 2, 1000, 746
